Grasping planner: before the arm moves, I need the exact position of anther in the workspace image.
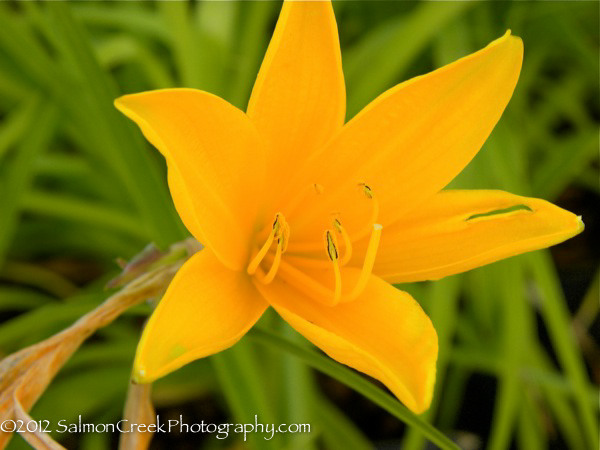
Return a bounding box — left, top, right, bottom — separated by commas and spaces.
333, 219, 353, 266
324, 230, 342, 304
247, 213, 284, 275
359, 182, 373, 199
259, 220, 290, 284
352, 182, 380, 242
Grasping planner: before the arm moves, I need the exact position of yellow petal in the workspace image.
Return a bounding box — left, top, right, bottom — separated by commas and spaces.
256, 274, 438, 413
369, 190, 584, 283
115, 89, 265, 271
247, 0, 345, 208
134, 250, 267, 383
290, 32, 523, 241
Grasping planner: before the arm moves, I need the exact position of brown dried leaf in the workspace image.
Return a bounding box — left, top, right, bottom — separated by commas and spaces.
12, 395, 66, 450
0, 242, 192, 449
118, 382, 156, 450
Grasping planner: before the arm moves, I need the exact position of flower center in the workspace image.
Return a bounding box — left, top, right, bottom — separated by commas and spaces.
246, 183, 382, 305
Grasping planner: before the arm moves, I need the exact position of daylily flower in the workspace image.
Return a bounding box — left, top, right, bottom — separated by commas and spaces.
114, 0, 583, 413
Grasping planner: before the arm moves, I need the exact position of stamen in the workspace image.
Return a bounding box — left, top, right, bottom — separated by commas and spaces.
333, 219, 353, 266
359, 182, 373, 199
361, 184, 379, 221
259, 238, 283, 284
352, 183, 380, 241
347, 223, 382, 301
324, 230, 342, 304
287, 181, 380, 253
279, 224, 382, 303
247, 213, 283, 275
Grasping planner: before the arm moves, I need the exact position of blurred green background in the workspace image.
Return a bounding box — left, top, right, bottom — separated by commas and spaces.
0, 1, 598, 449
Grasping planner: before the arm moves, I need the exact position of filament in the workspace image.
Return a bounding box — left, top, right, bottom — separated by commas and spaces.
258, 238, 283, 284
278, 224, 382, 304
247, 229, 275, 275
351, 183, 380, 241
324, 230, 342, 304
247, 213, 284, 275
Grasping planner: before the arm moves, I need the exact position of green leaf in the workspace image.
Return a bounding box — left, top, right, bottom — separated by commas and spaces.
212, 340, 279, 450
344, 1, 473, 117
248, 329, 460, 450
0, 99, 55, 264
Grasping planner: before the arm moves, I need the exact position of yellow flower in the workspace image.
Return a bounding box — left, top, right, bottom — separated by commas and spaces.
114, 1, 583, 413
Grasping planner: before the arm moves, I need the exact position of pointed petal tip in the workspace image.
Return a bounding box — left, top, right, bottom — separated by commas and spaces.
131, 363, 152, 384
130, 252, 267, 384
562, 210, 585, 240
576, 215, 585, 232
258, 276, 438, 414
113, 96, 126, 112
113, 94, 137, 116
113, 91, 141, 108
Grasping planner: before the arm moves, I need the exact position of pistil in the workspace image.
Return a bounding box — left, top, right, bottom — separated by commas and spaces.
347, 223, 382, 301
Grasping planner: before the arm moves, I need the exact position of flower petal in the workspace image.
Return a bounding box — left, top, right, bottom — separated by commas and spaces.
115, 89, 265, 270
256, 274, 438, 413
290, 32, 523, 241
367, 190, 584, 283
247, 0, 345, 206
134, 250, 267, 383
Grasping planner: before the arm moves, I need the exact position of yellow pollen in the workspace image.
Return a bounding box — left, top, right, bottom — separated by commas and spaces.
324, 230, 342, 304
333, 219, 353, 266
347, 223, 382, 301
247, 213, 285, 275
